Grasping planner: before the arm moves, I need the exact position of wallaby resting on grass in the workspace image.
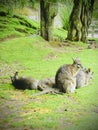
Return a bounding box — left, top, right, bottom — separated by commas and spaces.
88, 40, 98, 49
38, 77, 55, 91
32, 77, 63, 96
10, 72, 39, 90
76, 68, 94, 88
55, 58, 83, 93
10, 73, 60, 95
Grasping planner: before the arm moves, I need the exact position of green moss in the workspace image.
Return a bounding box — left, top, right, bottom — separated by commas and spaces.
0, 14, 40, 40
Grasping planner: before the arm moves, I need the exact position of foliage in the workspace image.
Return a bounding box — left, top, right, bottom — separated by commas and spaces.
59, 0, 73, 30
0, 0, 27, 15
0, 0, 39, 15
92, 0, 98, 19
0, 13, 40, 40
53, 28, 67, 41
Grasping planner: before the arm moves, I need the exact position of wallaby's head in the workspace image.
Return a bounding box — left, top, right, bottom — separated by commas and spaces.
73, 58, 83, 69
85, 68, 94, 80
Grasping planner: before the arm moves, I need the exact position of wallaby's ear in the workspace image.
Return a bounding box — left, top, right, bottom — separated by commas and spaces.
72, 58, 75, 63
72, 57, 78, 64
73, 57, 81, 63
85, 68, 91, 73
72, 57, 78, 62
88, 68, 91, 72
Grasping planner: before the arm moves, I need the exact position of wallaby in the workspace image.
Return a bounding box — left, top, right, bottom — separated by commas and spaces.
10, 72, 39, 90
32, 77, 62, 96
88, 40, 98, 49
55, 58, 83, 93
38, 77, 55, 91
33, 77, 63, 96
76, 68, 93, 88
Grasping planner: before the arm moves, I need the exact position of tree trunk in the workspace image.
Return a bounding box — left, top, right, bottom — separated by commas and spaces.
67, 0, 94, 42
67, 0, 82, 41
81, 2, 88, 42
81, 0, 94, 42
40, 0, 57, 41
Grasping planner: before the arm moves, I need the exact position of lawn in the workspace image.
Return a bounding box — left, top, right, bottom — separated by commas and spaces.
0, 35, 98, 130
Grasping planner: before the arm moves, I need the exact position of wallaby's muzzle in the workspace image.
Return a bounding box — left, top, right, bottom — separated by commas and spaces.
78, 64, 83, 68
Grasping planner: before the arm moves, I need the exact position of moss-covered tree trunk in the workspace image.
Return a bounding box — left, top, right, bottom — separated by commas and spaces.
67, 0, 82, 41
40, 0, 57, 41
67, 0, 94, 42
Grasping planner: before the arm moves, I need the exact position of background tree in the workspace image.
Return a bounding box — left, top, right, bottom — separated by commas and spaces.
67, 0, 95, 42
40, 0, 58, 41
0, 0, 28, 14
92, 0, 98, 19
0, 0, 38, 15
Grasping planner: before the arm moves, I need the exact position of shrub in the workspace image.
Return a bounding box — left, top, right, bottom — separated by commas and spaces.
59, 0, 73, 30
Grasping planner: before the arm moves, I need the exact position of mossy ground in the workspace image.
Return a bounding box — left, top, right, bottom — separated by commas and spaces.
0, 35, 98, 130
0, 5, 98, 130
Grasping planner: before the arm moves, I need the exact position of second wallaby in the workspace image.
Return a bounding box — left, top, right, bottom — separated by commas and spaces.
55, 58, 83, 93
38, 77, 55, 91
76, 68, 93, 88
10, 72, 39, 90
88, 40, 98, 49
32, 77, 64, 96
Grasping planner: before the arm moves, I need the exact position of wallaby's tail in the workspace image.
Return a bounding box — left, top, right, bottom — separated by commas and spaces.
32, 88, 63, 97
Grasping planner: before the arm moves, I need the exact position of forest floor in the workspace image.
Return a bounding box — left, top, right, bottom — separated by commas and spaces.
0, 5, 98, 130
0, 35, 98, 130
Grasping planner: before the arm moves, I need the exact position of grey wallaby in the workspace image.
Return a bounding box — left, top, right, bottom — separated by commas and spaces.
55, 58, 83, 93
38, 77, 55, 91
32, 77, 63, 96
10, 73, 61, 95
10, 72, 39, 90
76, 68, 94, 88
88, 40, 98, 49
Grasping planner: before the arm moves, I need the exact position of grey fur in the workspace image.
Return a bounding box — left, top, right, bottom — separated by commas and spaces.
10, 72, 39, 90
38, 77, 55, 91
32, 87, 63, 96
76, 68, 93, 88
88, 40, 98, 49
55, 58, 83, 93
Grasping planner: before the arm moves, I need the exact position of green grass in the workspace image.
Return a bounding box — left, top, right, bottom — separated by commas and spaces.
53, 28, 68, 41
0, 33, 98, 129
0, 4, 97, 129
